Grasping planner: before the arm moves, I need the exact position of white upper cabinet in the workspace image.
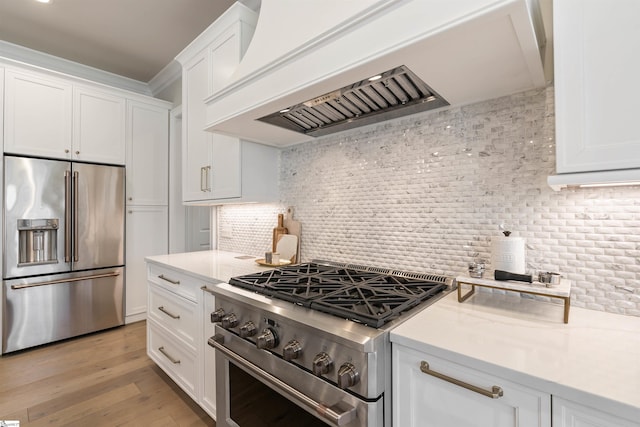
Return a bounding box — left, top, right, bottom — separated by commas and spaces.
177, 2, 278, 205
126, 99, 170, 205
3, 67, 127, 164
554, 0, 640, 174
181, 51, 214, 203
74, 86, 126, 164
4, 68, 73, 159
0, 67, 4, 150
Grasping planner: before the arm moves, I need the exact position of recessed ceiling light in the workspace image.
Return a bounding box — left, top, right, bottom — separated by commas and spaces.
35, 0, 51, 3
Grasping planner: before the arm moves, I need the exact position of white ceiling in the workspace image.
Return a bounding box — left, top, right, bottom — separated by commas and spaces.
0, 0, 237, 83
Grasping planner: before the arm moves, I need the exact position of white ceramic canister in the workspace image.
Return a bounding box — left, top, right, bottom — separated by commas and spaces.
491, 236, 525, 274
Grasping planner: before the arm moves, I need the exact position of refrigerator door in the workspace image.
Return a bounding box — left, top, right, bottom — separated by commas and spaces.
3, 156, 70, 279
2, 267, 124, 353
72, 162, 125, 271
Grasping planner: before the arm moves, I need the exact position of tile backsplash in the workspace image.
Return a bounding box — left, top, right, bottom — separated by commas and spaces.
218, 85, 640, 317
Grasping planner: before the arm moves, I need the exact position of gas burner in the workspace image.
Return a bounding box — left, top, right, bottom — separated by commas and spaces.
229, 262, 449, 328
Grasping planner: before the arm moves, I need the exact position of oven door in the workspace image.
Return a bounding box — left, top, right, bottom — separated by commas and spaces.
209, 327, 383, 427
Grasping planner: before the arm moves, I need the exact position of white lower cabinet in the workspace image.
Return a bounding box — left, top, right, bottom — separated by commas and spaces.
125, 206, 168, 322
146, 262, 218, 419
393, 344, 551, 427
552, 397, 639, 427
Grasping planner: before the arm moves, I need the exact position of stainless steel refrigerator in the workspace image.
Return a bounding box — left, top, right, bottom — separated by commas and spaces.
2, 155, 125, 353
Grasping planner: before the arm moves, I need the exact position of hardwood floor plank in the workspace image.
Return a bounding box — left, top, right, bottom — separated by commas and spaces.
0, 322, 147, 388
27, 383, 141, 426
0, 321, 214, 427
0, 349, 152, 416
26, 365, 154, 421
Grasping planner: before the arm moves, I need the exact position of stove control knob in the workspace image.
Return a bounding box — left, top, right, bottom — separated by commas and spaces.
239, 321, 257, 338
282, 340, 303, 361
221, 313, 239, 329
312, 352, 334, 376
337, 363, 360, 389
210, 308, 225, 323
256, 328, 279, 350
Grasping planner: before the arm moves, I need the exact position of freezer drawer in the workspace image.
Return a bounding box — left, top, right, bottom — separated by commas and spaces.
2, 267, 124, 353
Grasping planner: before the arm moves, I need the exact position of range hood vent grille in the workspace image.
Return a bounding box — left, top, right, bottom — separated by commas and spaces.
257, 65, 449, 137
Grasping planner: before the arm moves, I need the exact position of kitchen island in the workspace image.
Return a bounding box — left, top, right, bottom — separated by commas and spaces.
391, 288, 640, 426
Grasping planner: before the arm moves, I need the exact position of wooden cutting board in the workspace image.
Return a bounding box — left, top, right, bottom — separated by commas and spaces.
282, 207, 301, 263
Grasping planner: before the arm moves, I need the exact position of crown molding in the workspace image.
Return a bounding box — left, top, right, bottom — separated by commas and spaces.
148, 59, 181, 97
0, 40, 152, 96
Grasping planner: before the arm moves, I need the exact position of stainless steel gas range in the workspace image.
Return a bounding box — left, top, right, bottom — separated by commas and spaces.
208, 261, 455, 427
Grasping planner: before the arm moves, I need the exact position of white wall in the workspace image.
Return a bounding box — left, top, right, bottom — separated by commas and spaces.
218, 85, 640, 317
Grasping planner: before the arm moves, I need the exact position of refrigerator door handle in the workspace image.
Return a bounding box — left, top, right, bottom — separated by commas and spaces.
64, 170, 72, 262
10, 271, 121, 290
73, 171, 79, 262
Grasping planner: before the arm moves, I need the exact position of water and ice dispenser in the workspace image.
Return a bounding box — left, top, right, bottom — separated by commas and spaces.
18, 219, 59, 266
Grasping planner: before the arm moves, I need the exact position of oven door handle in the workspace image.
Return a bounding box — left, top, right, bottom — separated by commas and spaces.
209, 335, 357, 426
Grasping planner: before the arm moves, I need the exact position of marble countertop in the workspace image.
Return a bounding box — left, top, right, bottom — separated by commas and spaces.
391, 291, 640, 422
145, 250, 271, 283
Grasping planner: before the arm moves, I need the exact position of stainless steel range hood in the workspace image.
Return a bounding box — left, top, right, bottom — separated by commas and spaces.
257, 65, 449, 137
204, 0, 547, 147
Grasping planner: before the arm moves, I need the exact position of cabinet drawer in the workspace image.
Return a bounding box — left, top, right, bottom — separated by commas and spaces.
148, 284, 199, 350
147, 320, 198, 400
147, 263, 201, 302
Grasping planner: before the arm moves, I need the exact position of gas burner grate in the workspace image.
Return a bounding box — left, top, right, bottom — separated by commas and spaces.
229, 262, 450, 328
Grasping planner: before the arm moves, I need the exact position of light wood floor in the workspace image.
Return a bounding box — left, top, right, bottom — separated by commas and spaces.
0, 321, 215, 427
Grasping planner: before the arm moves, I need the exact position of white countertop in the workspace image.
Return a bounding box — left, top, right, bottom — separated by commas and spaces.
145, 250, 271, 283
391, 291, 640, 422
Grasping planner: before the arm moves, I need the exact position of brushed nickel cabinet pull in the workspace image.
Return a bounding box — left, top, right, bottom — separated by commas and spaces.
420, 361, 503, 399
158, 306, 180, 319
158, 274, 180, 285
205, 166, 212, 192
158, 346, 180, 364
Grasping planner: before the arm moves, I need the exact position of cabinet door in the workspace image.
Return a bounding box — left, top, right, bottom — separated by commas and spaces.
555, 0, 640, 173
393, 345, 551, 427
126, 100, 169, 205
125, 206, 168, 322
182, 52, 213, 202
4, 69, 72, 159
552, 397, 638, 427
209, 24, 243, 93
210, 134, 241, 199
73, 86, 126, 164
201, 288, 217, 418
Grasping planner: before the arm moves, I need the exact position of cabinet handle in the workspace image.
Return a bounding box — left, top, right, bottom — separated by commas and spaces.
158, 274, 180, 285
158, 346, 181, 364
158, 306, 180, 319
201, 285, 216, 295
420, 361, 504, 399
205, 166, 211, 192
200, 166, 212, 192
